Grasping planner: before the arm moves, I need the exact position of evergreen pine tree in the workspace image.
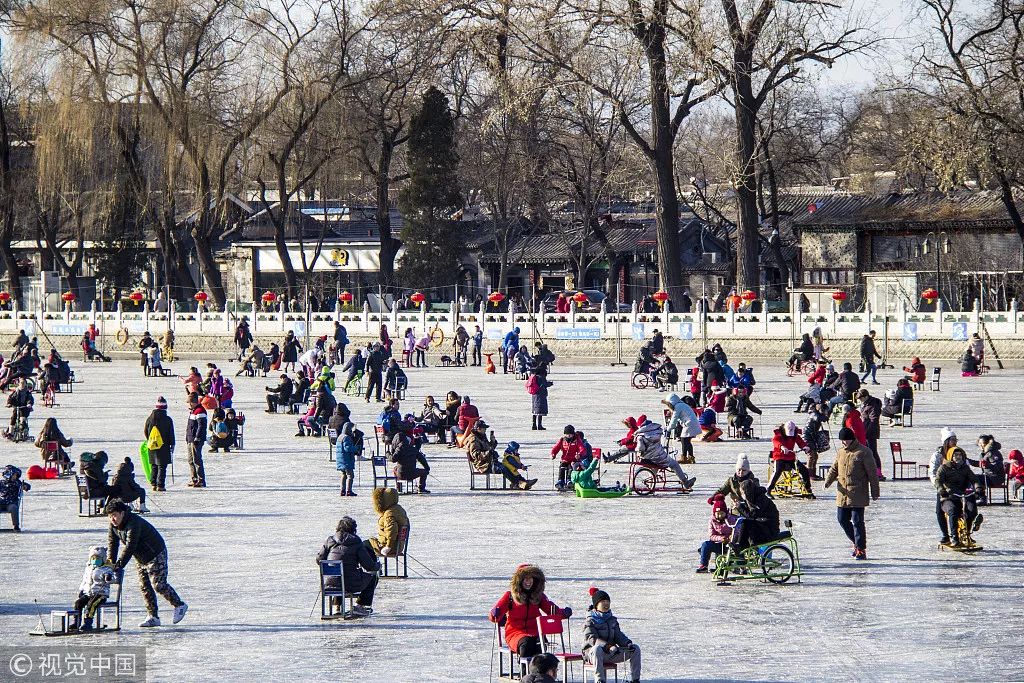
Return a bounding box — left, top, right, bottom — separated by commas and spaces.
396, 87, 462, 290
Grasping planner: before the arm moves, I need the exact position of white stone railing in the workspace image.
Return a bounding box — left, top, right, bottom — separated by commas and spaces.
0, 298, 1019, 342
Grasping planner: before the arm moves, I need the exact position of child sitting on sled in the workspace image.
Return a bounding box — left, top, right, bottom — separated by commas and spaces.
497, 441, 537, 490
73, 545, 117, 631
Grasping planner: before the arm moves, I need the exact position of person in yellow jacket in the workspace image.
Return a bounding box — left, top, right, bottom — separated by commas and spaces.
367, 487, 409, 558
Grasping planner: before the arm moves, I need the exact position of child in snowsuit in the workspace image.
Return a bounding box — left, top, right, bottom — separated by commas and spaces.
606, 416, 639, 463
498, 441, 537, 490
697, 494, 733, 572
73, 546, 117, 630
335, 422, 357, 496
582, 587, 641, 683
698, 407, 722, 442
551, 426, 585, 491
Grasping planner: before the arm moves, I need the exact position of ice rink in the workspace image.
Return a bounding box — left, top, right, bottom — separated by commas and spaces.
1, 354, 1021, 682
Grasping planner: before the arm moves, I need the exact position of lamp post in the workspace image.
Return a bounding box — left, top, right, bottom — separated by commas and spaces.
923, 231, 950, 308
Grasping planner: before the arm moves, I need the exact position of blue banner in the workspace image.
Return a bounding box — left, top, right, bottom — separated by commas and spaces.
555, 327, 601, 340
678, 322, 693, 341
631, 323, 645, 341
951, 322, 968, 341
52, 325, 88, 336
902, 322, 918, 341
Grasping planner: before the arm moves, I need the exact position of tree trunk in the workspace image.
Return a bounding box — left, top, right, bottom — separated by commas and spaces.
376, 136, 400, 288
647, 42, 684, 297
734, 83, 761, 294
0, 92, 21, 304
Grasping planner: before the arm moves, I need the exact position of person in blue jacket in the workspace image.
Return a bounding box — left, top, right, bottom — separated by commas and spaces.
501, 327, 521, 374
335, 422, 358, 496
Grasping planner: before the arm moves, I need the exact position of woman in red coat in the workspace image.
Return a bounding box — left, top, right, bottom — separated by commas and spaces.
767, 420, 813, 497
843, 404, 868, 446
490, 564, 571, 658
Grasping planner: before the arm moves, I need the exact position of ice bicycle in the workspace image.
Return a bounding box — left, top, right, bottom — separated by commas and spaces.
712, 518, 802, 585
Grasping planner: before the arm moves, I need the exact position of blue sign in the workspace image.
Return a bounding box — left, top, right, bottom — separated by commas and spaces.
53, 324, 87, 336
902, 322, 918, 341
555, 327, 601, 340
678, 322, 693, 341
951, 322, 968, 341
631, 323, 645, 341
292, 321, 307, 339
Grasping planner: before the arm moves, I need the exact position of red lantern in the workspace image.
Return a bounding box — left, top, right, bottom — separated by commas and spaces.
61, 291, 76, 303
740, 289, 757, 302
410, 291, 426, 305
128, 291, 144, 304
922, 288, 939, 304
652, 290, 669, 310
488, 291, 506, 308
0, 291, 10, 304
572, 291, 589, 304
338, 291, 354, 304
832, 291, 847, 302
193, 291, 209, 304
261, 291, 277, 304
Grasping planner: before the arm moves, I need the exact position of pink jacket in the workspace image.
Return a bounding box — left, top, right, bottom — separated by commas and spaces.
708, 516, 732, 543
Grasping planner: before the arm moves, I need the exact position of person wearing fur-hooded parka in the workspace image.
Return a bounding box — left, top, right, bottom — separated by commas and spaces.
489, 564, 571, 656
367, 487, 409, 557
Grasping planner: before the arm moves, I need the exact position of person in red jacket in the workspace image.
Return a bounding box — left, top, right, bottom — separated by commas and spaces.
1008, 449, 1024, 501
902, 357, 926, 386
606, 417, 639, 463
490, 564, 571, 659
843, 404, 867, 446
551, 425, 584, 490
446, 395, 480, 448
807, 360, 827, 386
767, 420, 813, 497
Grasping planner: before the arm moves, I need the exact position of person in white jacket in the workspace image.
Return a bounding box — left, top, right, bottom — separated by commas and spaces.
73, 546, 117, 631
634, 415, 695, 490
662, 393, 701, 464
929, 428, 958, 544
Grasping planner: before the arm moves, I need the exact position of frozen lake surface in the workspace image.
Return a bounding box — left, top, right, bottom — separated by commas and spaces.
1, 355, 1021, 682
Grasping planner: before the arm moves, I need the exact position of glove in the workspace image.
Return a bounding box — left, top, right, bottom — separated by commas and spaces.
380, 546, 391, 557
489, 607, 501, 622
561, 606, 572, 618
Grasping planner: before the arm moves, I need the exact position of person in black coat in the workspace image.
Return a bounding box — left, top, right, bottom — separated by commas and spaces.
265, 375, 294, 413
389, 434, 430, 493
859, 330, 882, 384
185, 395, 208, 488
282, 331, 302, 372
316, 516, 380, 616
111, 457, 148, 511
106, 500, 187, 626
788, 334, 814, 369
857, 389, 883, 472
144, 397, 175, 491
83, 450, 115, 500
364, 344, 385, 403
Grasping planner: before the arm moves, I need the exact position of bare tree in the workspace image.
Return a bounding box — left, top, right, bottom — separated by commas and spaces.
695, 0, 868, 294
250, 0, 370, 298
916, 0, 1024, 242
502, 0, 719, 299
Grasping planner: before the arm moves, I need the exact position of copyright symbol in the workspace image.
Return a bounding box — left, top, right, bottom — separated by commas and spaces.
9, 653, 32, 677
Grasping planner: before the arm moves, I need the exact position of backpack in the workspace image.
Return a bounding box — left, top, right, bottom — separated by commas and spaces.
526, 374, 540, 395
351, 428, 365, 455
147, 426, 164, 451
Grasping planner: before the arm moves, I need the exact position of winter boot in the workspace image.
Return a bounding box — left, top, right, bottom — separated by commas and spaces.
536, 416, 545, 430
531, 415, 538, 430
81, 617, 94, 631
946, 515, 961, 545
137, 502, 149, 513
524, 478, 538, 490
973, 513, 984, 532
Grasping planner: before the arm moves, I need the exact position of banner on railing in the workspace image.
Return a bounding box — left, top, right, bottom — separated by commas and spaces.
52, 325, 87, 336
555, 327, 601, 340
678, 322, 693, 341
631, 323, 645, 341
951, 322, 968, 341
902, 322, 918, 341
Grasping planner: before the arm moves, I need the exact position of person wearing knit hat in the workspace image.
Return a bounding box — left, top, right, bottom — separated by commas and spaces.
697, 494, 733, 572
143, 395, 176, 491
927, 428, 960, 543
1007, 450, 1024, 501
708, 453, 758, 510
824, 424, 879, 560
583, 586, 641, 683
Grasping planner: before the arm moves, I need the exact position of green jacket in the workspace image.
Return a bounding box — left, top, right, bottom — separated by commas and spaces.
571, 459, 600, 490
